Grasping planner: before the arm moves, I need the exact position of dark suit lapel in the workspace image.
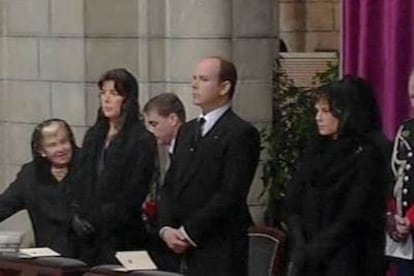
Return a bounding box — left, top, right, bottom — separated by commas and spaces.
175, 109, 233, 195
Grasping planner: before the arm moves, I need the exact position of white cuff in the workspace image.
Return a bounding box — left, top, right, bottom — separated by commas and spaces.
159, 226, 173, 239
179, 226, 197, 247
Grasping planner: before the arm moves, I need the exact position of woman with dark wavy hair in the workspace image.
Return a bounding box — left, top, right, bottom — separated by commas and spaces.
0, 118, 78, 256
286, 77, 388, 276
73, 68, 157, 265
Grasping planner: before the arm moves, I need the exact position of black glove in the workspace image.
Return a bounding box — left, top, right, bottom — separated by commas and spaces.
71, 214, 95, 237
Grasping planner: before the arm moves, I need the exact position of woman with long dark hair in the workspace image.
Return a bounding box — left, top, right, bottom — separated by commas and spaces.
73, 68, 157, 265
0, 118, 78, 256
286, 77, 388, 276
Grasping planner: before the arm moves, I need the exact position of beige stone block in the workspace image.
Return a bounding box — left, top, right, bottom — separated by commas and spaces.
138, 40, 150, 82
149, 39, 166, 82
334, 1, 341, 31
0, 164, 7, 192
4, 38, 38, 80
39, 38, 85, 82
142, 82, 168, 112
72, 126, 88, 147
85, 38, 139, 82
273, 0, 279, 34
167, 0, 231, 37
0, 42, 3, 78
85, 0, 138, 36
139, 81, 166, 111
233, 81, 272, 123
306, 2, 334, 31
0, 1, 3, 36
167, 39, 231, 82
7, 123, 35, 165
233, 0, 273, 37
280, 32, 306, 52
6, 81, 51, 123
147, 0, 166, 37
0, 82, 5, 120
145, 83, 168, 100
280, 3, 306, 32
234, 39, 272, 80
3, 165, 22, 191
51, 83, 86, 126
85, 84, 100, 126
147, 83, 168, 98
248, 205, 266, 225
164, 83, 199, 122
5, 0, 48, 35
305, 31, 339, 51
51, 0, 84, 35
138, 82, 148, 111
0, 124, 4, 165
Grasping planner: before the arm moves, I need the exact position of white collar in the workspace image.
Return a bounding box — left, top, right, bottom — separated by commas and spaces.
168, 138, 176, 154
198, 104, 230, 136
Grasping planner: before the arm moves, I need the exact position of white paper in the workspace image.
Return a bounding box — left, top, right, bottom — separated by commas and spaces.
115, 250, 157, 271
19, 247, 60, 258
385, 233, 414, 260
112, 267, 129, 272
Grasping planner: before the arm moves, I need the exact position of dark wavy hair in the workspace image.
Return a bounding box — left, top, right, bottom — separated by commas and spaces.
81, 68, 141, 168
314, 76, 382, 139
96, 68, 140, 129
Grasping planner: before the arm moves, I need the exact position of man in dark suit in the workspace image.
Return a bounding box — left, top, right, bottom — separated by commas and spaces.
143, 93, 186, 271
159, 56, 261, 276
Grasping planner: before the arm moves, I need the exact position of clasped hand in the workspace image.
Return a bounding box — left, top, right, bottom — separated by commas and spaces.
71, 214, 95, 237
161, 227, 191, 254
388, 214, 411, 242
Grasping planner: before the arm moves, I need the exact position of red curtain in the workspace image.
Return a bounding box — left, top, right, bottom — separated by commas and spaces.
343, 0, 414, 138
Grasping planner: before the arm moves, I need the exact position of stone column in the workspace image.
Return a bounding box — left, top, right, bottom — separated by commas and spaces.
232, 0, 276, 223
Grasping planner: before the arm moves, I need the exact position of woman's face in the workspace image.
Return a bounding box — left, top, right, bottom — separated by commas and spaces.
315, 98, 340, 139
39, 123, 73, 168
100, 80, 125, 122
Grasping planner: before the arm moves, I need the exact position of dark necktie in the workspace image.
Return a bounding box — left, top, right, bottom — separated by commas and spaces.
194, 117, 206, 144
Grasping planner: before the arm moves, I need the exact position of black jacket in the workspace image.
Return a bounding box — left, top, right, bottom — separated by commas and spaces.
0, 159, 76, 257
73, 121, 157, 265
286, 137, 387, 276
159, 109, 261, 276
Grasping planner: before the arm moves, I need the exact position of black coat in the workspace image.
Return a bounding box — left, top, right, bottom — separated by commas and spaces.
73, 121, 157, 265
159, 109, 261, 276
0, 160, 75, 257
286, 137, 387, 276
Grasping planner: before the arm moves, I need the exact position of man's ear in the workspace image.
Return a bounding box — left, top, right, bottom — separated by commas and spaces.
168, 113, 179, 126
219, 80, 231, 96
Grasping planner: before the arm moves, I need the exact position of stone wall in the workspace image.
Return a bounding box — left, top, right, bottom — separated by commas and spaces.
280, 0, 340, 52
0, 0, 276, 240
